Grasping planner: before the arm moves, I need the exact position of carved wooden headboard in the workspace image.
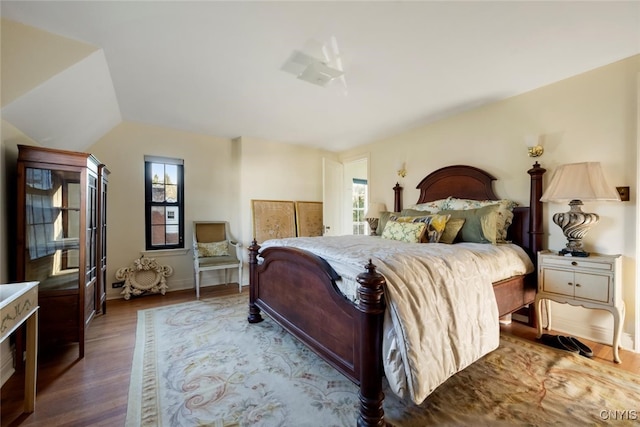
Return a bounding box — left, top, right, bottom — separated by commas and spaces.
393, 163, 545, 260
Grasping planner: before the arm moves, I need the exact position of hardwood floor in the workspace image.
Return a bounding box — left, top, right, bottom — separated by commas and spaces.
2, 285, 639, 426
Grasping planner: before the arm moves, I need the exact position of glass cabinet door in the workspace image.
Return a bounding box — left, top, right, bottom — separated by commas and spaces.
24, 167, 81, 292
85, 171, 98, 322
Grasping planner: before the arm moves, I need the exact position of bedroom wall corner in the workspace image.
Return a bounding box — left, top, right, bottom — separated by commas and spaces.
1, 18, 98, 107
87, 121, 238, 298
236, 136, 338, 273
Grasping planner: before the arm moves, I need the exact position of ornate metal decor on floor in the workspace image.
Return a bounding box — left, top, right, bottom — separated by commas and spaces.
116, 256, 173, 300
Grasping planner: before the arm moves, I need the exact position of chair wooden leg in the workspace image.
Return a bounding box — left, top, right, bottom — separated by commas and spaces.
238, 265, 242, 293
196, 271, 200, 299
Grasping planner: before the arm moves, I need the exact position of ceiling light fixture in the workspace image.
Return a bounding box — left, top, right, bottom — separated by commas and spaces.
281, 37, 347, 91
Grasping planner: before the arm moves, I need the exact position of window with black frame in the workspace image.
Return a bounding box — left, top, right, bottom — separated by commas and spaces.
144, 155, 184, 250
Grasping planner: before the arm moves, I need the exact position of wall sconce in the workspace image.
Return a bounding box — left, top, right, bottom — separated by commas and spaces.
525, 135, 544, 157
397, 162, 407, 178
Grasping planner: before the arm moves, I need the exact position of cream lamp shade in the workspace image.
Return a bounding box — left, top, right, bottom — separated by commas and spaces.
364, 202, 386, 236
540, 162, 620, 256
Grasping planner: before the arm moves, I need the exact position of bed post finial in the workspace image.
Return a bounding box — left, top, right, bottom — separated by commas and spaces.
356, 260, 386, 427
247, 239, 264, 324
393, 183, 403, 212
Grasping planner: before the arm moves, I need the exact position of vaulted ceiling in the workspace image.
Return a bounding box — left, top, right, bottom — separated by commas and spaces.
2, 1, 639, 153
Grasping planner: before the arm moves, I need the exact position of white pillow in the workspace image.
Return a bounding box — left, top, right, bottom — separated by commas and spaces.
406, 198, 449, 212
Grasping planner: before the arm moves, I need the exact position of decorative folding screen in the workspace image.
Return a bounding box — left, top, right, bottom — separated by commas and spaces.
251, 200, 323, 243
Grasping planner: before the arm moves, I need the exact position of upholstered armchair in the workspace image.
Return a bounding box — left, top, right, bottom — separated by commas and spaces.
192, 221, 243, 299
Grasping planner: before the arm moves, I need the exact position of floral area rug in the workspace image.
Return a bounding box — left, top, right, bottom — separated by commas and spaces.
126, 294, 640, 426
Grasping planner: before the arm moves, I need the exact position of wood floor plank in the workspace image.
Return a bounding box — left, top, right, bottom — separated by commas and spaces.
2, 283, 638, 426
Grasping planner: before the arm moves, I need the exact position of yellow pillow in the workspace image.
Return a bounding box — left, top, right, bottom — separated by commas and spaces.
390, 214, 451, 243
197, 241, 229, 257
439, 218, 466, 244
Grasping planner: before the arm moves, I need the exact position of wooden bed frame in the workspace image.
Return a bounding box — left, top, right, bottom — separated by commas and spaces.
248, 162, 545, 427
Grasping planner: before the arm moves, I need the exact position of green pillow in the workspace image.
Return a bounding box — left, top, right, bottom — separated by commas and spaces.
400, 208, 431, 217
439, 204, 500, 244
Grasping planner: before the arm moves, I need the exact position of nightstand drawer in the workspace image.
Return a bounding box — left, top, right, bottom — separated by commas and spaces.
541, 257, 613, 271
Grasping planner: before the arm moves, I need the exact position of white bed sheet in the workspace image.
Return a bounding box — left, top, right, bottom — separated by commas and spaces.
260, 235, 534, 404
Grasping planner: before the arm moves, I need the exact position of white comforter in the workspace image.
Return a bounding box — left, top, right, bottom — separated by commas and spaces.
260, 235, 534, 404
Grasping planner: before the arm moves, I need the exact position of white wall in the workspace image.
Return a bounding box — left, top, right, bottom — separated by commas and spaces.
237, 136, 337, 251
87, 121, 238, 297
340, 55, 640, 351
0, 18, 97, 107
83, 127, 338, 298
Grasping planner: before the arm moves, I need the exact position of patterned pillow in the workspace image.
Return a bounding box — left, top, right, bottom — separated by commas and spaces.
378, 211, 401, 235
405, 199, 449, 212
390, 214, 451, 243
443, 198, 518, 242
381, 220, 427, 243
197, 241, 229, 257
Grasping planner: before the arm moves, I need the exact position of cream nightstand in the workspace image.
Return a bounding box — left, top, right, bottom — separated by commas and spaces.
535, 250, 625, 363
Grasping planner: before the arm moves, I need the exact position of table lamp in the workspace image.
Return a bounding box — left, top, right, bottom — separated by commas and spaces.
365, 203, 386, 236
540, 162, 620, 256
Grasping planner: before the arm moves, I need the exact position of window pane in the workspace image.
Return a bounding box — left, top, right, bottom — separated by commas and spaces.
165, 164, 177, 185
151, 206, 165, 225
152, 163, 165, 184
165, 184, 178, 203
152, 183, 165, 202
166, 207, 179, 224
151, 225, 165, 246
166, 225, 179, 244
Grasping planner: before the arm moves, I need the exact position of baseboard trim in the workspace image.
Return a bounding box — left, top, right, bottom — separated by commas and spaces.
106, 278, 246, 300
544, 313, 635, 353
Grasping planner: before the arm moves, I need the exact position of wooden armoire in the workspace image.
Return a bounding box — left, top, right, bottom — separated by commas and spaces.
16, 145, 109, 358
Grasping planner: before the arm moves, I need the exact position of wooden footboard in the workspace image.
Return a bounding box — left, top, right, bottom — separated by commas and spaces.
248, 242, 538, 426
248, 241, 386, 426
247, 162, 545, 426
